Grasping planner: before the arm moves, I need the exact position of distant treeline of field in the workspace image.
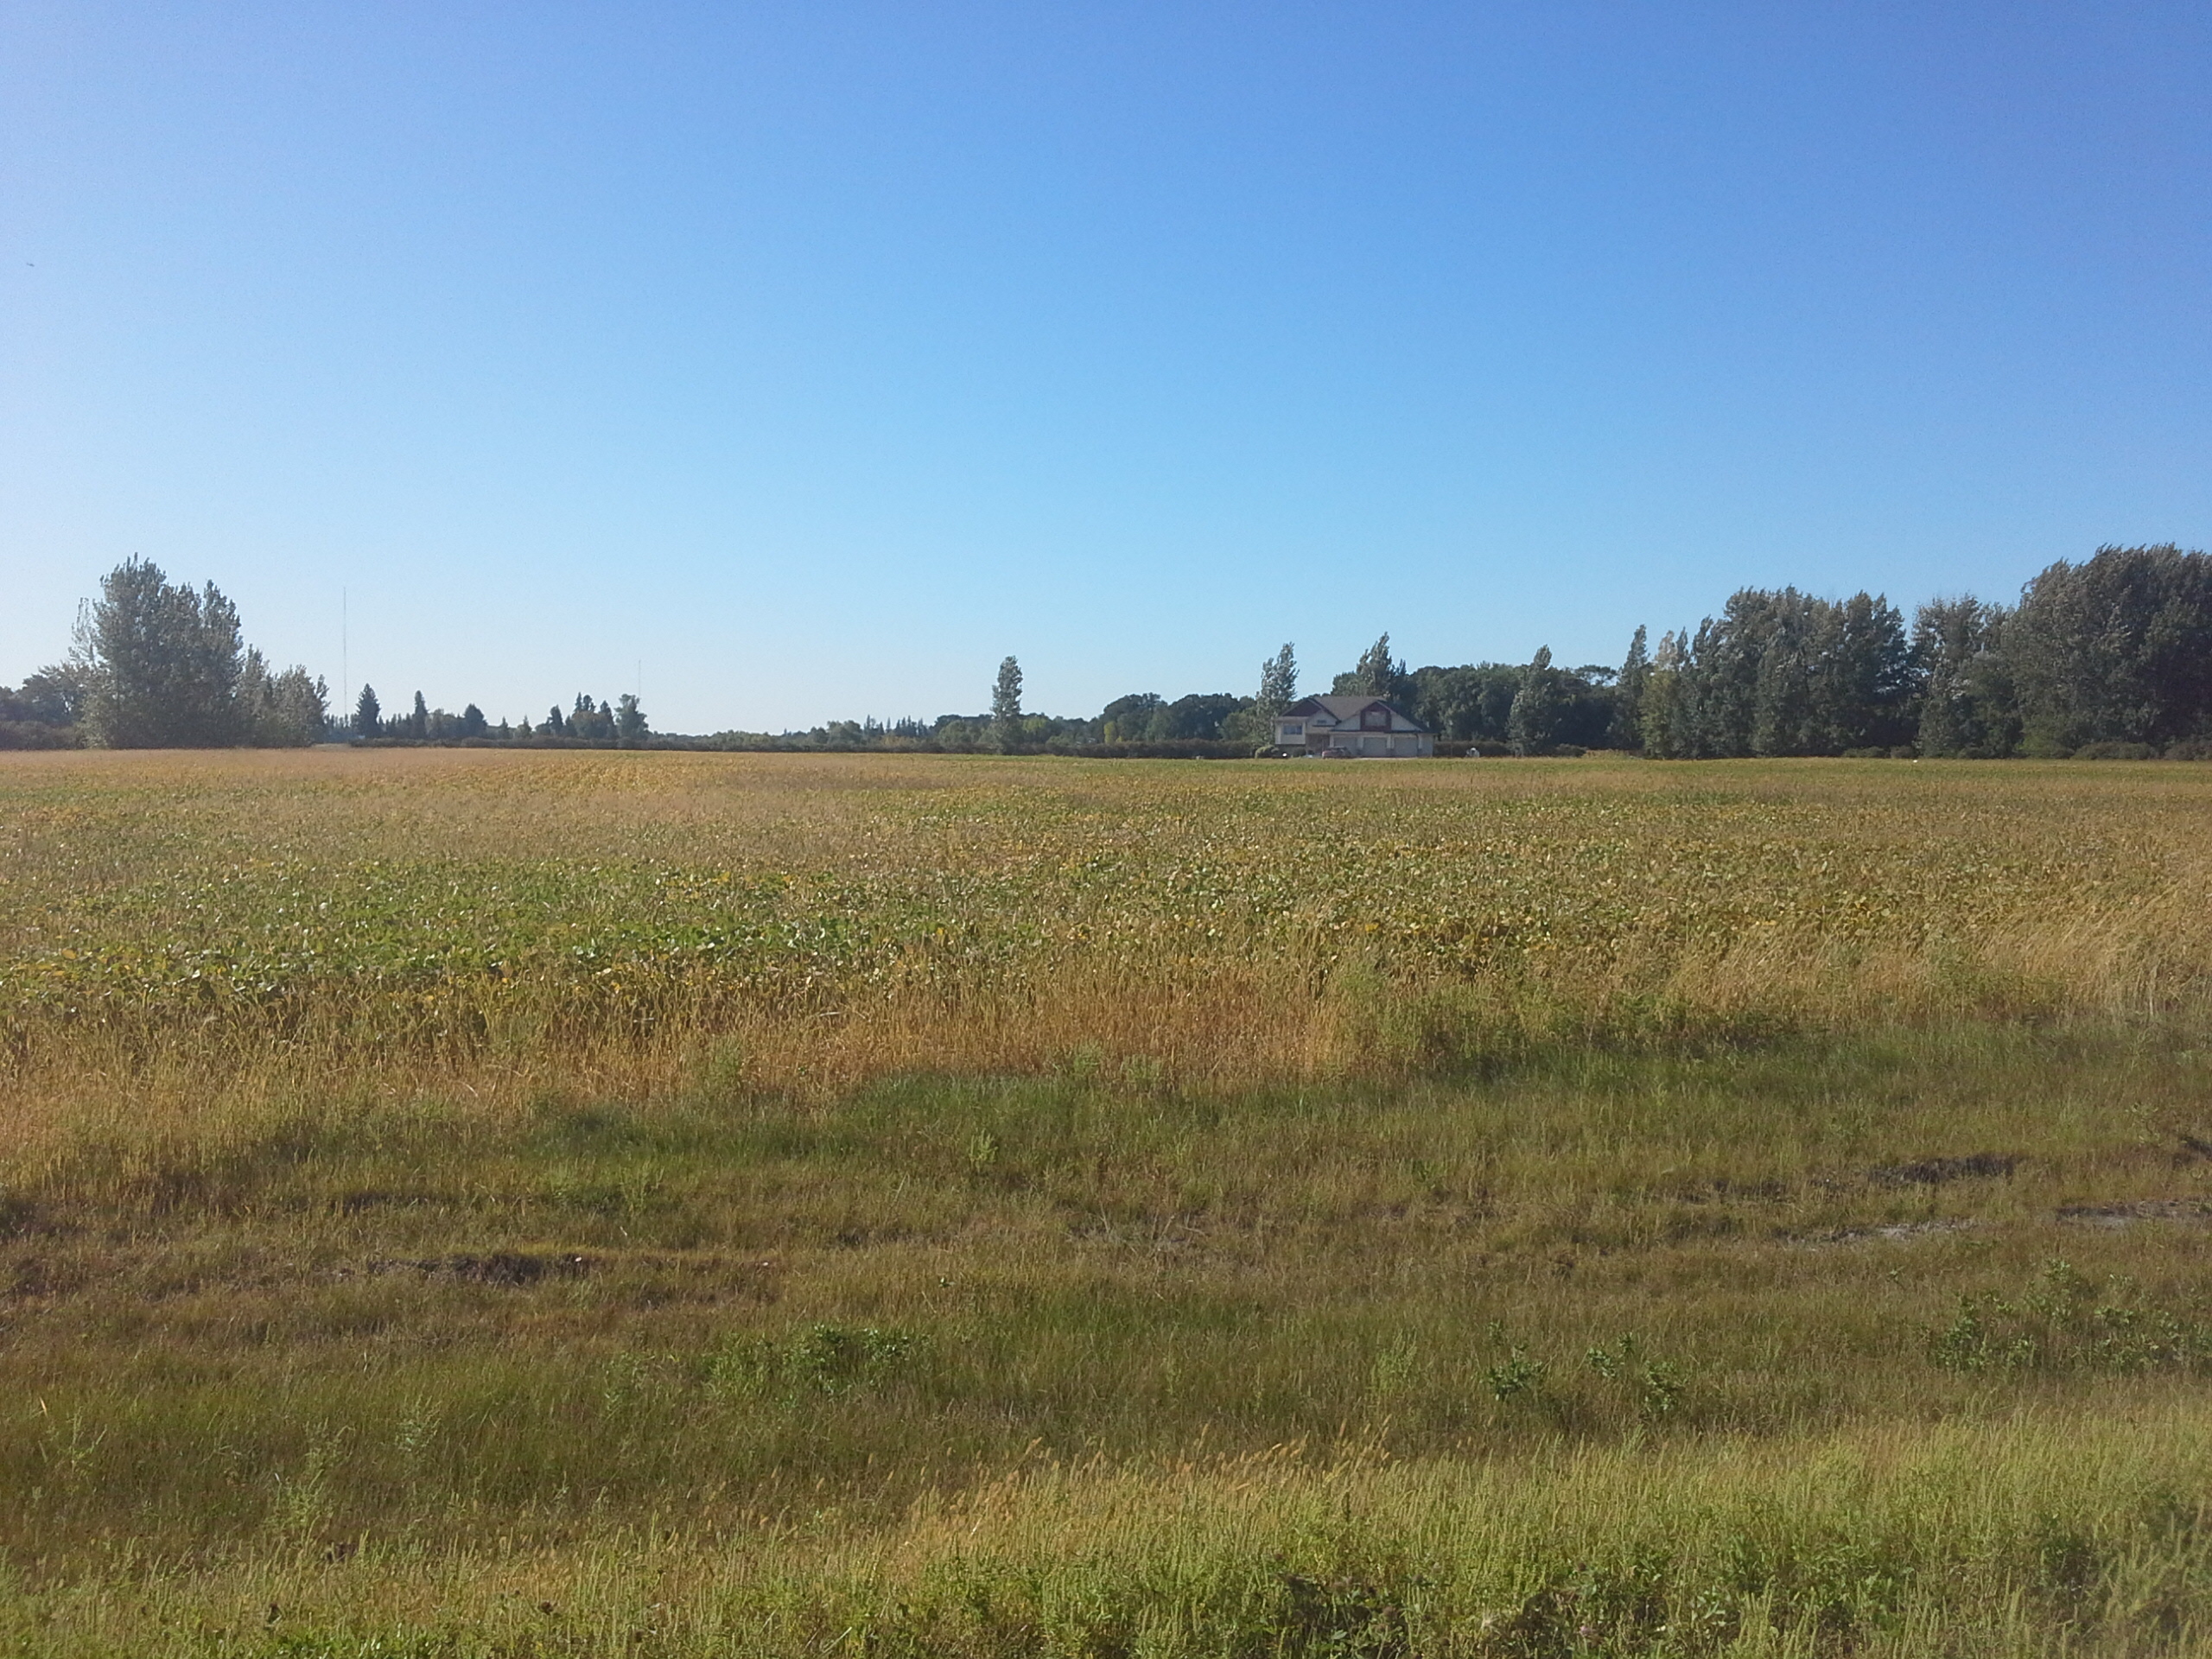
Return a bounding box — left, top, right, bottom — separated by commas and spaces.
6, 543, 2211, 760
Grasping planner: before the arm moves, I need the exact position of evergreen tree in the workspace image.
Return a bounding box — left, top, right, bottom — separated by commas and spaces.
354, 684, 381, 738
567, 695, 615, 741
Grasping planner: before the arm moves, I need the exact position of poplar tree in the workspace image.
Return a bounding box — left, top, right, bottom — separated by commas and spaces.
1507, 646, 1564, 754
2006, 544, 2212, 753
1256, 642, 1298, 715
1611, 626, 1649, 749
1639, 631, 1692, 758
991, 656, 1023, 747
1351, 634, 1397, 699
1914, 597, 2016, 757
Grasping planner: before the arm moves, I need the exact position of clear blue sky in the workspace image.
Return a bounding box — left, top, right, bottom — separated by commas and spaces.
5, 3, 2209, 731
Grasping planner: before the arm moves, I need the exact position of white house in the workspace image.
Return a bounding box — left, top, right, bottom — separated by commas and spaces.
1273, 695, 1435, 757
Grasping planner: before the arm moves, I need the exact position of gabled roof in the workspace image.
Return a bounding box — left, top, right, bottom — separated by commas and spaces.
1278, 695, 1432, 734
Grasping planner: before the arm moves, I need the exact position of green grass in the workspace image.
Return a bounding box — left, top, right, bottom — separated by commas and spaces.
9, 1405, 2212, 1656
8, 1024, 2212, 1650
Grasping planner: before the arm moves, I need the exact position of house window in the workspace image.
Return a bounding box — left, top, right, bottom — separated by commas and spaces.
1362, 708, 1388, 729
1282, 722, 1302, 737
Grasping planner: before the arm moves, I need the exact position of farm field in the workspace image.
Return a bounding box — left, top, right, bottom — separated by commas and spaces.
4, 749, 2212, 1656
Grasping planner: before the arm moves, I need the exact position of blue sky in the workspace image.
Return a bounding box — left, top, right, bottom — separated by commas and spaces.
4, 3, 2209, 731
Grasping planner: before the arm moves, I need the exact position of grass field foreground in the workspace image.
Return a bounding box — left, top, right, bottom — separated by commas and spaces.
4, 750, 2212, 1655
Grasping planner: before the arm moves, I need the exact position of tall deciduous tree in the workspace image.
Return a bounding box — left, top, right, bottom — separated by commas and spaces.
1349, 634, 1401, 699
1256, 643, 1297, 714
1506, 645, 1565, 754
2005, 545, 2212, 754
1611, 626, 1649, 749
1642, 588, 1914, 758
1913, 597, 2018, 757
1405, 664, 1522, 742
238, 652, 329, 746
1815, 592, 1914, 753
1220, 642, 1300, 747
1638, 630, 1692, 758
73, 557, 246, 747
1750, 594, 1821, 756
8, 665, 88, 728
1100, 691, 1161, 743
991, 656, 1023, 746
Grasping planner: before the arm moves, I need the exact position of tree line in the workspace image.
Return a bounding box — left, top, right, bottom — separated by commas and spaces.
1, 558, 327, 749
1614, 543, 2212, 760
347, 684, 649, 747
945, 543, 2210, 760
7, 544, 2210, 757
0, 559, 662, 753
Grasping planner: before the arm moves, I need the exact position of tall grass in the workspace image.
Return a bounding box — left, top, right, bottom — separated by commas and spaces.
7, 1406, 2212, 1655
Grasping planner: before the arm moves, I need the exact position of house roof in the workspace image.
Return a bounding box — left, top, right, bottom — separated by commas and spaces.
1278, 695, 1432, 734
